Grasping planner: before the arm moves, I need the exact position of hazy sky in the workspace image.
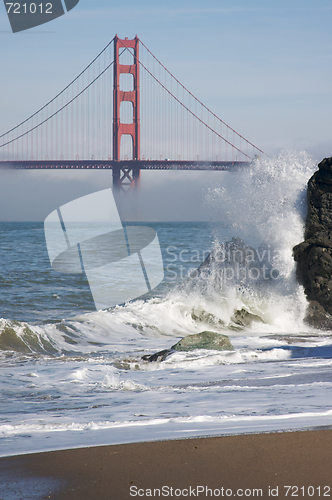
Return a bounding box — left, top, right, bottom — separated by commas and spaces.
0, 0, 331, 221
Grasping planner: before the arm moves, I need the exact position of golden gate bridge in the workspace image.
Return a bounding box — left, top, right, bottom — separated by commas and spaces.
0, 35, 264, 190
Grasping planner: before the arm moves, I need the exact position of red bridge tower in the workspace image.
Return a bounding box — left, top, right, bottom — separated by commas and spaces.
113, 35, 140, 190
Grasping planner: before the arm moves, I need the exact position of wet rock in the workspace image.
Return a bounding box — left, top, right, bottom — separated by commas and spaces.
171, 331, 233, 352
190, 237, 280, 293
142, 331, 233, 362
141, 349, 174, 362
303, 301, 332, 330
231, 308, 264, 327
191, 310, 225, 327
293, 157, 332, 322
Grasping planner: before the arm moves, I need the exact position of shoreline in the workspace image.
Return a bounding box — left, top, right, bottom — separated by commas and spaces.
3, 412, 332, 460
1, 428, 331, 499
1, 425, 332, 459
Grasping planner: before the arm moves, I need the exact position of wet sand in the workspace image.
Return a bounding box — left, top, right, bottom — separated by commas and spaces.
0, 429, 331, 499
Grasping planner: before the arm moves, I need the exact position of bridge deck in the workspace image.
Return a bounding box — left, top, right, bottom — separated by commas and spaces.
0, 160, 250, 170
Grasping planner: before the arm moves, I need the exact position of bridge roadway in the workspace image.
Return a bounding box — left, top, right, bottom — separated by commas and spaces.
0, 160, 249, 171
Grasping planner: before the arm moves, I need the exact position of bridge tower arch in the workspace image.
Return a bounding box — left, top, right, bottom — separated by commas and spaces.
113, 35, 140, 190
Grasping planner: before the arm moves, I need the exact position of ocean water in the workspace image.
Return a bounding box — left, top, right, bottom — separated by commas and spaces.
1, 152, 332, 458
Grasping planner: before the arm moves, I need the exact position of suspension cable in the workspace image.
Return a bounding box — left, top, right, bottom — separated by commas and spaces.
139, 38, 264, 155
121, 42, 251, 159
0, 37, 115, 140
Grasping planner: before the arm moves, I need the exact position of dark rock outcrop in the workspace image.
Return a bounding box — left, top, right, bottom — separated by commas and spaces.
293, 157, 332, 326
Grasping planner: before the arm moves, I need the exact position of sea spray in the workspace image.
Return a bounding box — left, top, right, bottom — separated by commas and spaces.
195, 150, 318, 330
205, 151, 315, 241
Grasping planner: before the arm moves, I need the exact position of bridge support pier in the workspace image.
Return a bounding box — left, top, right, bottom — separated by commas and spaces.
112, 165, 140, 191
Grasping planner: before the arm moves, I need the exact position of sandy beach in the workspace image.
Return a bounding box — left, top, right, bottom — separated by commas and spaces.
1, 429, 331, 499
